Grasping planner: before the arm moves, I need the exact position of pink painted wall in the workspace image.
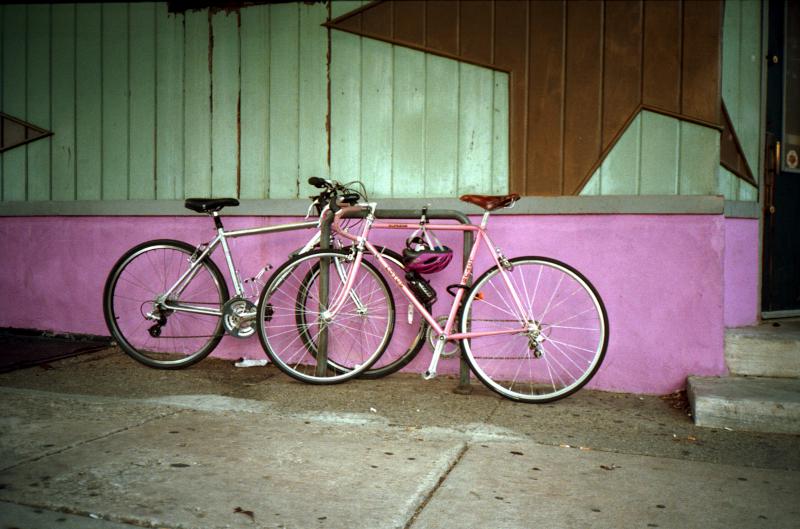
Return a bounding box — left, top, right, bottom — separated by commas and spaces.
724, 218, 760, 327
0, 213, 746, 394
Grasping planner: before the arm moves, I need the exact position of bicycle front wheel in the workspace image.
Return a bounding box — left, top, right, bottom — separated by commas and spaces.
297, 247, 430, 379
103, 239, 229, 369
460, 257, 608, 403
256, 249, 395, 384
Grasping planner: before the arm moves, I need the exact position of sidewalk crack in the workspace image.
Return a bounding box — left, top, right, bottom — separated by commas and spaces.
403, 443, 470, 529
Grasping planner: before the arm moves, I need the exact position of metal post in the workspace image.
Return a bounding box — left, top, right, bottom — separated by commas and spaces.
343, 207, 474, 394
315, 211, 332, 377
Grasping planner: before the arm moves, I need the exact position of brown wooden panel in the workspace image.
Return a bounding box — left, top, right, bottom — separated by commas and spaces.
528, 0, 565, 195
563, 0, 603, 195
642, 0, 681, 112
495, 1, 529, 193
393, 0, 425, 46
458, 0, 493, 66
720, 102, 756, 185
334, 11, 363, 33
602, 0, 643, 150
425, 1, 458, 56
362, 1, 392, 39
681, 0, 721, 124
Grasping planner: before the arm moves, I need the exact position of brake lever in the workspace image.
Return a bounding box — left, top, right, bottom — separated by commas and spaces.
305, 199, 319, 219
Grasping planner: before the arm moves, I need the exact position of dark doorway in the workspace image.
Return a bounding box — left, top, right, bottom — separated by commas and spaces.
763, 0, 800, 316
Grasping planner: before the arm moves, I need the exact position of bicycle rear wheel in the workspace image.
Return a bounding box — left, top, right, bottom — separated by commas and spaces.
460, 256, 608, 403
256, 249, 395, 383
103, 239, 229, 369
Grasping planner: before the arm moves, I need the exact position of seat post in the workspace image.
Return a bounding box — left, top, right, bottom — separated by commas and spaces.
212, 211, 224, 230
480, 211, 491, 228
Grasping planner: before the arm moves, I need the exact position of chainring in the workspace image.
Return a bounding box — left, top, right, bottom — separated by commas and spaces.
426, 315, 460, 357
222, 298, 257, 338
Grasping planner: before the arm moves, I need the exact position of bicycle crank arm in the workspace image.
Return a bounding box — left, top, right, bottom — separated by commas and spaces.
423, 336, 447, 380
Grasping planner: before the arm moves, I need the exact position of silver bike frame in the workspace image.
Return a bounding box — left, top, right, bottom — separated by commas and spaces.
157, 215, 320, 317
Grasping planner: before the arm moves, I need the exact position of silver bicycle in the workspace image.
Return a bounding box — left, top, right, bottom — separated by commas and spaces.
102, 184, 428, 376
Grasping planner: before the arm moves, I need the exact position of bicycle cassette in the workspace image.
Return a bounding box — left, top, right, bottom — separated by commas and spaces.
222, 298, 257, 338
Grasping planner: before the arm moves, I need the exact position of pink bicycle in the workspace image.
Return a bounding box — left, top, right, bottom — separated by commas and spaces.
255, 179, 609, 403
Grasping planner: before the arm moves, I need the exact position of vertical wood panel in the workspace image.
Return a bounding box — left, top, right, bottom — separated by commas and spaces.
240, 6, 269, 199
563, 0, 603, 194
101, 3, 129, 200
459, 1, 492, 65
269, 3, 299, 198
392, 47, 425, 197
424, 55, 458, 196
640, 111, 680, 194
211, 10, 240, 198
298, 2, 330, 198
492, 71, 509, 194
425, 1, 458, 56
738, 0, 761, 177
458, 63, 494, 194
721, 0, 741, 120
602, 0, 642, 150
642, 0, 681, 112
495, 0, 527, 193
681, 0, 721, 124
361, 39, 394, 197
528, 0, 564, 195
678, 121, 718, 194
155, 6, 185, 200
393, 0, 424, 45
330, 1, 364, 187
51, 4, 76, 201
362, 0, 391, 37
75, 4, 102, 200
0, 6, 3, 189
183, 10, 212, 198
598, 113, 640, 194
129, 2, 157, 199
2, 5, 28, 201
330, 26, 362, 186
26, 4, 51, 201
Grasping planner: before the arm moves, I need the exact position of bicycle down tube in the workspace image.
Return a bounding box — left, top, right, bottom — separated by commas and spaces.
160, 218, 319, 316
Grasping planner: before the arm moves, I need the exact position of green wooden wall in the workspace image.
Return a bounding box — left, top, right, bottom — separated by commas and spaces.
0, 2, 508, 203
0, 0, 763, 206
582, 0, 761, 201
719, 0, 762, 201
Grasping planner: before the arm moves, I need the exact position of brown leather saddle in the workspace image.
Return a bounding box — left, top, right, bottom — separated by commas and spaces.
459, 193, 520, 211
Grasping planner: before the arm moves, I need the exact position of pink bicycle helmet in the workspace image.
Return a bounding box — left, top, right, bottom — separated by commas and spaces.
402, 231, 453, 274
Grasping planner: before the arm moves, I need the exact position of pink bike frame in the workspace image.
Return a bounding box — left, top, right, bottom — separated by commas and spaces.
325, 204, 531, 378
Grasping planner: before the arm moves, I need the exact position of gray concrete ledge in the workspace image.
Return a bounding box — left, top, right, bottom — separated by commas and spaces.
0, 195, 754, 217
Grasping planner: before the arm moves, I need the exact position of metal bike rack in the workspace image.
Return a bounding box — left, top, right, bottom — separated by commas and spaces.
320, 207, 474, 393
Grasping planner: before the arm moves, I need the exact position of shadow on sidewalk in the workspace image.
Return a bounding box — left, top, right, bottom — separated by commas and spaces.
0, 328, 111, 373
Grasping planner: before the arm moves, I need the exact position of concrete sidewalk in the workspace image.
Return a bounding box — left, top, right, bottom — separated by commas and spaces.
0, 348, 798, 529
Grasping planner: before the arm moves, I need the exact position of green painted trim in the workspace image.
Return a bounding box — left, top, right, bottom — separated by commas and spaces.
0, 196, 746, 217
724, 200, 760, 219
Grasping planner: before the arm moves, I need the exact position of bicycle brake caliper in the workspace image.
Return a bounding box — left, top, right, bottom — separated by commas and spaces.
497, 249, 513, 271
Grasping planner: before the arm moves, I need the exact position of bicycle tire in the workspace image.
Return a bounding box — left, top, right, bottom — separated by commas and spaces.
256, 249, 395, 384
103, 239, 229, 369
460, 256, 608, 403
296, 247, 430, 379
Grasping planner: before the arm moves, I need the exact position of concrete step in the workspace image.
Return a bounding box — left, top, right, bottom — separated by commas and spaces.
725, 320, 800, 377
687, 376, 800, 434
